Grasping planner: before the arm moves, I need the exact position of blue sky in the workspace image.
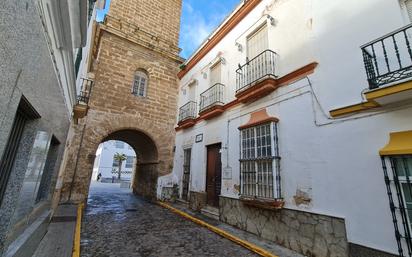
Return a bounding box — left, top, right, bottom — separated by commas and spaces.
96, 0, 240, 59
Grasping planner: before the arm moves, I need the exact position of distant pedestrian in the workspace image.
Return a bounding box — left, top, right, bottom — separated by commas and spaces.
97, 173, 102, 182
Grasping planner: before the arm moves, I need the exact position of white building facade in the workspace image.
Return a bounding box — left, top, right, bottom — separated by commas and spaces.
91, 140, 136, 181
160, 0, 412, 256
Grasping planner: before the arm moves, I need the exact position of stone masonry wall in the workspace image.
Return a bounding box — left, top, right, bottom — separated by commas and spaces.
108, 0, 182, 47
60, 13, 182, 203
219, 196, 349, 257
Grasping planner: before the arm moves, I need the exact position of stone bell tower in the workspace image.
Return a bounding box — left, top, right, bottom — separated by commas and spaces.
58, 0, 183, 203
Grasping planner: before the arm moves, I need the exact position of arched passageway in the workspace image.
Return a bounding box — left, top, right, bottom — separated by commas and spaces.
100, 129, 159, 198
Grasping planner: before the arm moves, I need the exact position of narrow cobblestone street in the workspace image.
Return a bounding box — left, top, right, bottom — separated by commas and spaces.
80, 183, 259, 257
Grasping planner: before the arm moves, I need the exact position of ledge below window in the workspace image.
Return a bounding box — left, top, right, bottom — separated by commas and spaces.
240, 196, 284, 210
329, 80, 412, 117
177, 118, 196, 129
199, 105, 225, 120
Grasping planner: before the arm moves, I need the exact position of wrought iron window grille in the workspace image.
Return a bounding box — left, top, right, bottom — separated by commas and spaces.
236, 49, 277, 92
77, 78, 94, 105
361, 23, 412, 89
381, 155, 412, 257
239, 122, 281, 200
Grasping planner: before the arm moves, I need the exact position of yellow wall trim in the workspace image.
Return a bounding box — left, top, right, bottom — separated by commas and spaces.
380, 130, 412, 156
365, 80, 412, 100
329, 101, 379, 117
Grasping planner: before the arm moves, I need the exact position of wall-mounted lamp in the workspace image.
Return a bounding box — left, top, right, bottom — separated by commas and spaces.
202, 72, 207, 79
267, 15, 277, 26
235, 42, 243, 52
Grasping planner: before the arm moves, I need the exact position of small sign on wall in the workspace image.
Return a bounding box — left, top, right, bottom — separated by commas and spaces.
222, 166, 232, 180
195, 134, 203, 143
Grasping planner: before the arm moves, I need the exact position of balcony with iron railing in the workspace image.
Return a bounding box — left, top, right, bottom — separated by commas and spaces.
235, 50, 278, 103
73, 78, 94, 122
198, 83, 225, 120
361, 23, 412, 105
177, 101, 197, 129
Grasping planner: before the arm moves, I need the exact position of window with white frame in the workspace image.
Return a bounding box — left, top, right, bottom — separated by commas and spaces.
132, 70, 148, 97
239, 122, 281, 199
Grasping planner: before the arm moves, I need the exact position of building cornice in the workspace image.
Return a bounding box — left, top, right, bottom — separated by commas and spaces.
92, 16, 184, 64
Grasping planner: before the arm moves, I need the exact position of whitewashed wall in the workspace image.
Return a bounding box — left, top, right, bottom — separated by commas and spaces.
165, 0, 412, 254
92, 141, 136, 181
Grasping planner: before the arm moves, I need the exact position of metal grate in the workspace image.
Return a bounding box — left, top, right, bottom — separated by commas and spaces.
199, 83, 225, 113
236, 49, 277, 92
178, 101, 197, 123
381, 155, 412, 257
361, 23, 412, 89
77, 78, 94, 105
239, 122, 281, 199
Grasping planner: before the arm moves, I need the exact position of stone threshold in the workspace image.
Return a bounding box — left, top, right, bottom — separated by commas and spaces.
166, 201, 306, 257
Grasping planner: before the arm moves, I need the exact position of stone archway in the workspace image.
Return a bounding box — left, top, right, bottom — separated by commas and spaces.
101, 129, 158, 198
59, 110, 175, 204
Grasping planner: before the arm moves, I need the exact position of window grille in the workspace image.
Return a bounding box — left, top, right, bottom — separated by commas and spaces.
132, 71, 148, 97
239, 122, 281, 199
381, 155, 412, 256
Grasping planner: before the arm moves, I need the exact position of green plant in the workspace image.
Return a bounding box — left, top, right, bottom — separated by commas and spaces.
113, 152, 127, 179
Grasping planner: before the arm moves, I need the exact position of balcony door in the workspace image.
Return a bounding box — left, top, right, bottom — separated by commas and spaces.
247, 24, 268, 59
210, 61, 221, 86
206, 143, 222, 207
246, 24, 268, 85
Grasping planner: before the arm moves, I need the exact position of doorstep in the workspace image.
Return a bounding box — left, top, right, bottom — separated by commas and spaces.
200, 205, 219, 220
168, 202, 306, 257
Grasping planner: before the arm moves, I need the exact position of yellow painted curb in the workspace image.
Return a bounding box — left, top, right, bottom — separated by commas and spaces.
72, 203, 84, 257
157, 201, 278, 257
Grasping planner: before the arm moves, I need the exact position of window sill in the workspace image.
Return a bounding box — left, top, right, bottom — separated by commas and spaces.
240, 196, 284, 210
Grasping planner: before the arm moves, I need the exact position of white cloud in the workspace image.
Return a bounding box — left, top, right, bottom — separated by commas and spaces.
180, 2, 229, 58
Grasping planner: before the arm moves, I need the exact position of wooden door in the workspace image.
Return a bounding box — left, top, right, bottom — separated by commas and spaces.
206, 143, 222, 207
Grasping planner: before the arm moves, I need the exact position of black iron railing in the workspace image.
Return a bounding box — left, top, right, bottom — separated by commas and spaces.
361, 24, 412, 89
199, 83, 225, 113
77, 78, 94, 105
236, 50, 277, 92
178, 101, 197, 123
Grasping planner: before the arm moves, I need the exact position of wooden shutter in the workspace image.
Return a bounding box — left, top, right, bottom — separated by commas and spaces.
247, 25, 268, 59
210, 61, 221, 86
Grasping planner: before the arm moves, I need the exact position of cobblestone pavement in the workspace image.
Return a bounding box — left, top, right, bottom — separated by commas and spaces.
81, 182, 258, 257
